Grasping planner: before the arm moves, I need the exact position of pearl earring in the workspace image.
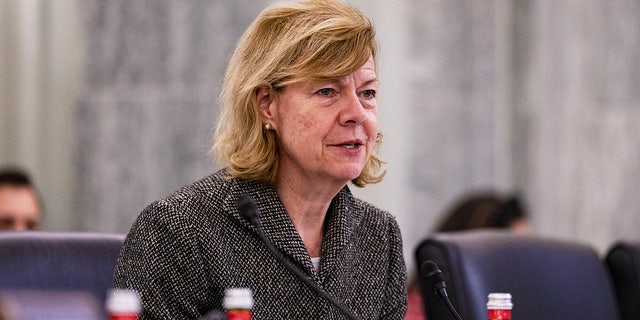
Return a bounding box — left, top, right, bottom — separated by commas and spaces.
264, 123, 272, 130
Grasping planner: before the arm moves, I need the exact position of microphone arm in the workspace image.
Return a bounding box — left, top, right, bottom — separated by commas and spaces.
421, 260, 462, 320
237, 194, 359, 320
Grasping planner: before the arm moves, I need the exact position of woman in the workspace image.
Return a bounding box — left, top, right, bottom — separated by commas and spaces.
113, 1, 407, 319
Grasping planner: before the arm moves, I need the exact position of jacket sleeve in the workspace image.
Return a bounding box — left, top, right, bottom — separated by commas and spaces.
113, 200, 214, 320
381, 216, 408, 319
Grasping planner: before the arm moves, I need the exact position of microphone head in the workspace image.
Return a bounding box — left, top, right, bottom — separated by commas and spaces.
421, 260, 446, 292
237, 194, 260, 226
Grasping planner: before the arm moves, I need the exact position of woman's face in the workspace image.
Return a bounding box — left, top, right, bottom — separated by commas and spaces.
262, 56, 378, 187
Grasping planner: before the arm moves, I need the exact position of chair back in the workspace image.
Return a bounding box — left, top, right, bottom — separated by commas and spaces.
415, 230, 620, 320
606, 241, 640, 320
0, 290, 105, 320
0, 231, 125, 305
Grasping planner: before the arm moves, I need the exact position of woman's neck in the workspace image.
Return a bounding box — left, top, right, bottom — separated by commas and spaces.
276, 174, 343, 258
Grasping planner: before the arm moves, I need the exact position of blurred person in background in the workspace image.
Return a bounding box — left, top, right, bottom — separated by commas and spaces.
0, 167, 41, 231
436, 192, 531, 235
405, 191, 532, 319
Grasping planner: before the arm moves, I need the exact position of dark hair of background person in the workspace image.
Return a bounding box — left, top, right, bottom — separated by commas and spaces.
0, 167, 43, 207
435, 192, 529, 233
0, 167, 34, 186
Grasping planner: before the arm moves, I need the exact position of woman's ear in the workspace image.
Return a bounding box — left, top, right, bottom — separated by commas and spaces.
256, 85, 275, 122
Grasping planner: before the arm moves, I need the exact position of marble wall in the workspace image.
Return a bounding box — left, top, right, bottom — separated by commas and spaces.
76, 0, 269, 231
354, 0, 640, 270
512, 0, 640, 252
5, 0, 637, 276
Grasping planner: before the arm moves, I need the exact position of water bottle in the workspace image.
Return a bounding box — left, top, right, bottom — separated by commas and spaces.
106, 289, 141, 320
487, 292, 512, 320
223, 287, 253, 320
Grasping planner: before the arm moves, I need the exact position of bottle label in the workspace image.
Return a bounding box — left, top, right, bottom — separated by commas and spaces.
488, 309, 511, 320
227, 309, 252, 320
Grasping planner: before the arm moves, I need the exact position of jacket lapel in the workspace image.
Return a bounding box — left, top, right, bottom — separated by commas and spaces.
223, 178, 315, 277
318, 186, 361, 282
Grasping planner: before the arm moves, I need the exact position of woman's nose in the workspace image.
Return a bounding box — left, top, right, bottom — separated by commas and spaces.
339, 93, 367, 125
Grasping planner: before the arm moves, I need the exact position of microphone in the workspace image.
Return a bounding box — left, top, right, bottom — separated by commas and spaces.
421, 260, 462, 320
236, 194, 359, 320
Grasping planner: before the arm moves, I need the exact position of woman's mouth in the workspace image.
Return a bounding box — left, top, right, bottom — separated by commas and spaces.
341, 143, 361, 149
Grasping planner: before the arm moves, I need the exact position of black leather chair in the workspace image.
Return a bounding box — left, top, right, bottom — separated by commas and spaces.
415, 230, 620, 320
605, 241, 640, 320
0, 231, 125, 306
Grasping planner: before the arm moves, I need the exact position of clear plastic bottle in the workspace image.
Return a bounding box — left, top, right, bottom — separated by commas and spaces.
223, 288, 253, 320
487, 292, 512, 320
105, 289, 141, 320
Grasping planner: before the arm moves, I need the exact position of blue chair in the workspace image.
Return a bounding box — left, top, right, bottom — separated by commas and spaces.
0, 289, 105, 320
415, 230, 620, 320
0, 231, 125, 308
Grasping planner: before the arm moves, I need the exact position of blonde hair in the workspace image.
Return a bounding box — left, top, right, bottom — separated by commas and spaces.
211, 0, 385, 187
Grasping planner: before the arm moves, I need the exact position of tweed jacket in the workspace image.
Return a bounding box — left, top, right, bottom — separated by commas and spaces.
113, 169, 407, 320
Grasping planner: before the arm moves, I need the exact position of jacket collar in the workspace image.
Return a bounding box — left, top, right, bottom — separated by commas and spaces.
221, 175, 361, 281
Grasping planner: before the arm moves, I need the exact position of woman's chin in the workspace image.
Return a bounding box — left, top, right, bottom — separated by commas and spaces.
330, 167, 365, 183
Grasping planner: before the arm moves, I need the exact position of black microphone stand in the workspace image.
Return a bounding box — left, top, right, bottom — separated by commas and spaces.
254, 226, 360, 320
421, 261, 462, 320
237, 194, 360, 320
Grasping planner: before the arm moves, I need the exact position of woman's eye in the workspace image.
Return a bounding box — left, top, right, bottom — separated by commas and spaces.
361, 89, 376, 98
317, 88, 334, 96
